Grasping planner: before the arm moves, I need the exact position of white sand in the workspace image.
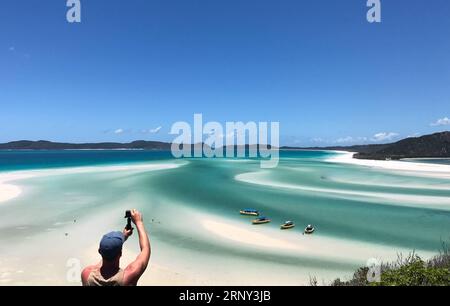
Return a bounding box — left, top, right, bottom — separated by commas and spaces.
0, 161, 186, 205
202, 219, 301, 250
0, 176, 435, 286
0, 184, 21, 203
199, 216, 430, 266
234, 151, 450, 210
235, 171, 450, 210
1, 155, 446, 285
327, 152, 450, 179
0, 173, 33, 204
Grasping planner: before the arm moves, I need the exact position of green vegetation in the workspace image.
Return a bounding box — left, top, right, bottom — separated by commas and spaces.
354, 131, 450, 160
380, 257, 448, 286
311, 244, 450, 286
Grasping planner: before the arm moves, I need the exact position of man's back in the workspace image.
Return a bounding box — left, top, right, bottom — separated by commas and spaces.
81, 209, 151, 286
84, 266, 125, 286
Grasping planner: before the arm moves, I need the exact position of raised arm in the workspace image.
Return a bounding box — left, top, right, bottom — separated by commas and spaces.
123, 209, 151, 285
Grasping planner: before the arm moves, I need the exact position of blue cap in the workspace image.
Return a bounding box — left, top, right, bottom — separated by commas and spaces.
99, 231, 124, 260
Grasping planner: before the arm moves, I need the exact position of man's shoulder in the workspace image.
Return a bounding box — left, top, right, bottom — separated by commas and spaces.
81, 265, 96, 283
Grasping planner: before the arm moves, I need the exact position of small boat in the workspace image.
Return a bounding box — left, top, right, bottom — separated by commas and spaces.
240, 209, 259, 216
280, 221, 295, 230
252, 217, 271, 225
304, 224, 315, 234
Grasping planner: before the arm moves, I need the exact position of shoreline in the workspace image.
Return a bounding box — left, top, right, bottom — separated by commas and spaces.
0, 181, 22, 203
0, 173, 33, 203
235, 171, 450, 210
0, 153, 447, 285
0, 161, 186, 204
326, 151, 450, 178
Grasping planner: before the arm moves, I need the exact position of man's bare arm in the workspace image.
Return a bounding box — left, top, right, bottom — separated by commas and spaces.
123, 209, 151, 285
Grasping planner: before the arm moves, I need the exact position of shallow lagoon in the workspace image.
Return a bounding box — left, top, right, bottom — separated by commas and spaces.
0, 150, 449, 285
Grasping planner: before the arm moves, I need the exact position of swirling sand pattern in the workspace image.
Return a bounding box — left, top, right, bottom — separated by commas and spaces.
0, 150, 449, 285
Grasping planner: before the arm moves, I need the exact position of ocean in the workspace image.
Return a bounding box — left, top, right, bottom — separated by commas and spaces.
0, 150, 449, 285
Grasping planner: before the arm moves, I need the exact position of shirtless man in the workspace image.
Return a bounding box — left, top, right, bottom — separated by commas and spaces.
81, 209, 150, 286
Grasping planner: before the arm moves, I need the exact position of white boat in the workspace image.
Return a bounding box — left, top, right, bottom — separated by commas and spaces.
252, 217, 271, 225
304, 224, 315, 234
240, 209, 259, 216
280, 221, 295, 230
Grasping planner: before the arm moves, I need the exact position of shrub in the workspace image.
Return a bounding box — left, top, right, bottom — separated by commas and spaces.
327, 243, 450, 286
378, 256, 449, 286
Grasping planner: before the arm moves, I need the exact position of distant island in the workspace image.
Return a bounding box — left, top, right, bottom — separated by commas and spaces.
297, 131, 450, 160
0, 140, 172, 151
1, 131, 449, 160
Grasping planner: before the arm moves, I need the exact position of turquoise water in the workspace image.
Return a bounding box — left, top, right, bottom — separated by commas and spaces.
0, 150, 449, 285
0, 150, 173, 171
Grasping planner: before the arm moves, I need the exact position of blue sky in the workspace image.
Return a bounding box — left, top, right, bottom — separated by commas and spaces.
1, 0, 449, 146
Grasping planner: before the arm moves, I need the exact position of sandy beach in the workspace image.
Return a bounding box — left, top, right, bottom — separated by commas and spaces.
0, 152, 449, 285
235, 171, 450, 210
0, 173, 32, 204
0, 162, 186, 204
327, 151, 450, 179
199, 216, 425, 264
0, 183, 21, 204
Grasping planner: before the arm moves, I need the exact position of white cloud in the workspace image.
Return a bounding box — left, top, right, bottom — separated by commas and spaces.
335, 136, 354, 143
311, 137, 325, 143
150, 126, 162, 134
141, 126, 162, 134
114, 128, 124, 134
371, 132, 399, 142
332, 133, 399, 144
335, 136, 368, 144
9, 46, 15, 51
430, 117, 450, 126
